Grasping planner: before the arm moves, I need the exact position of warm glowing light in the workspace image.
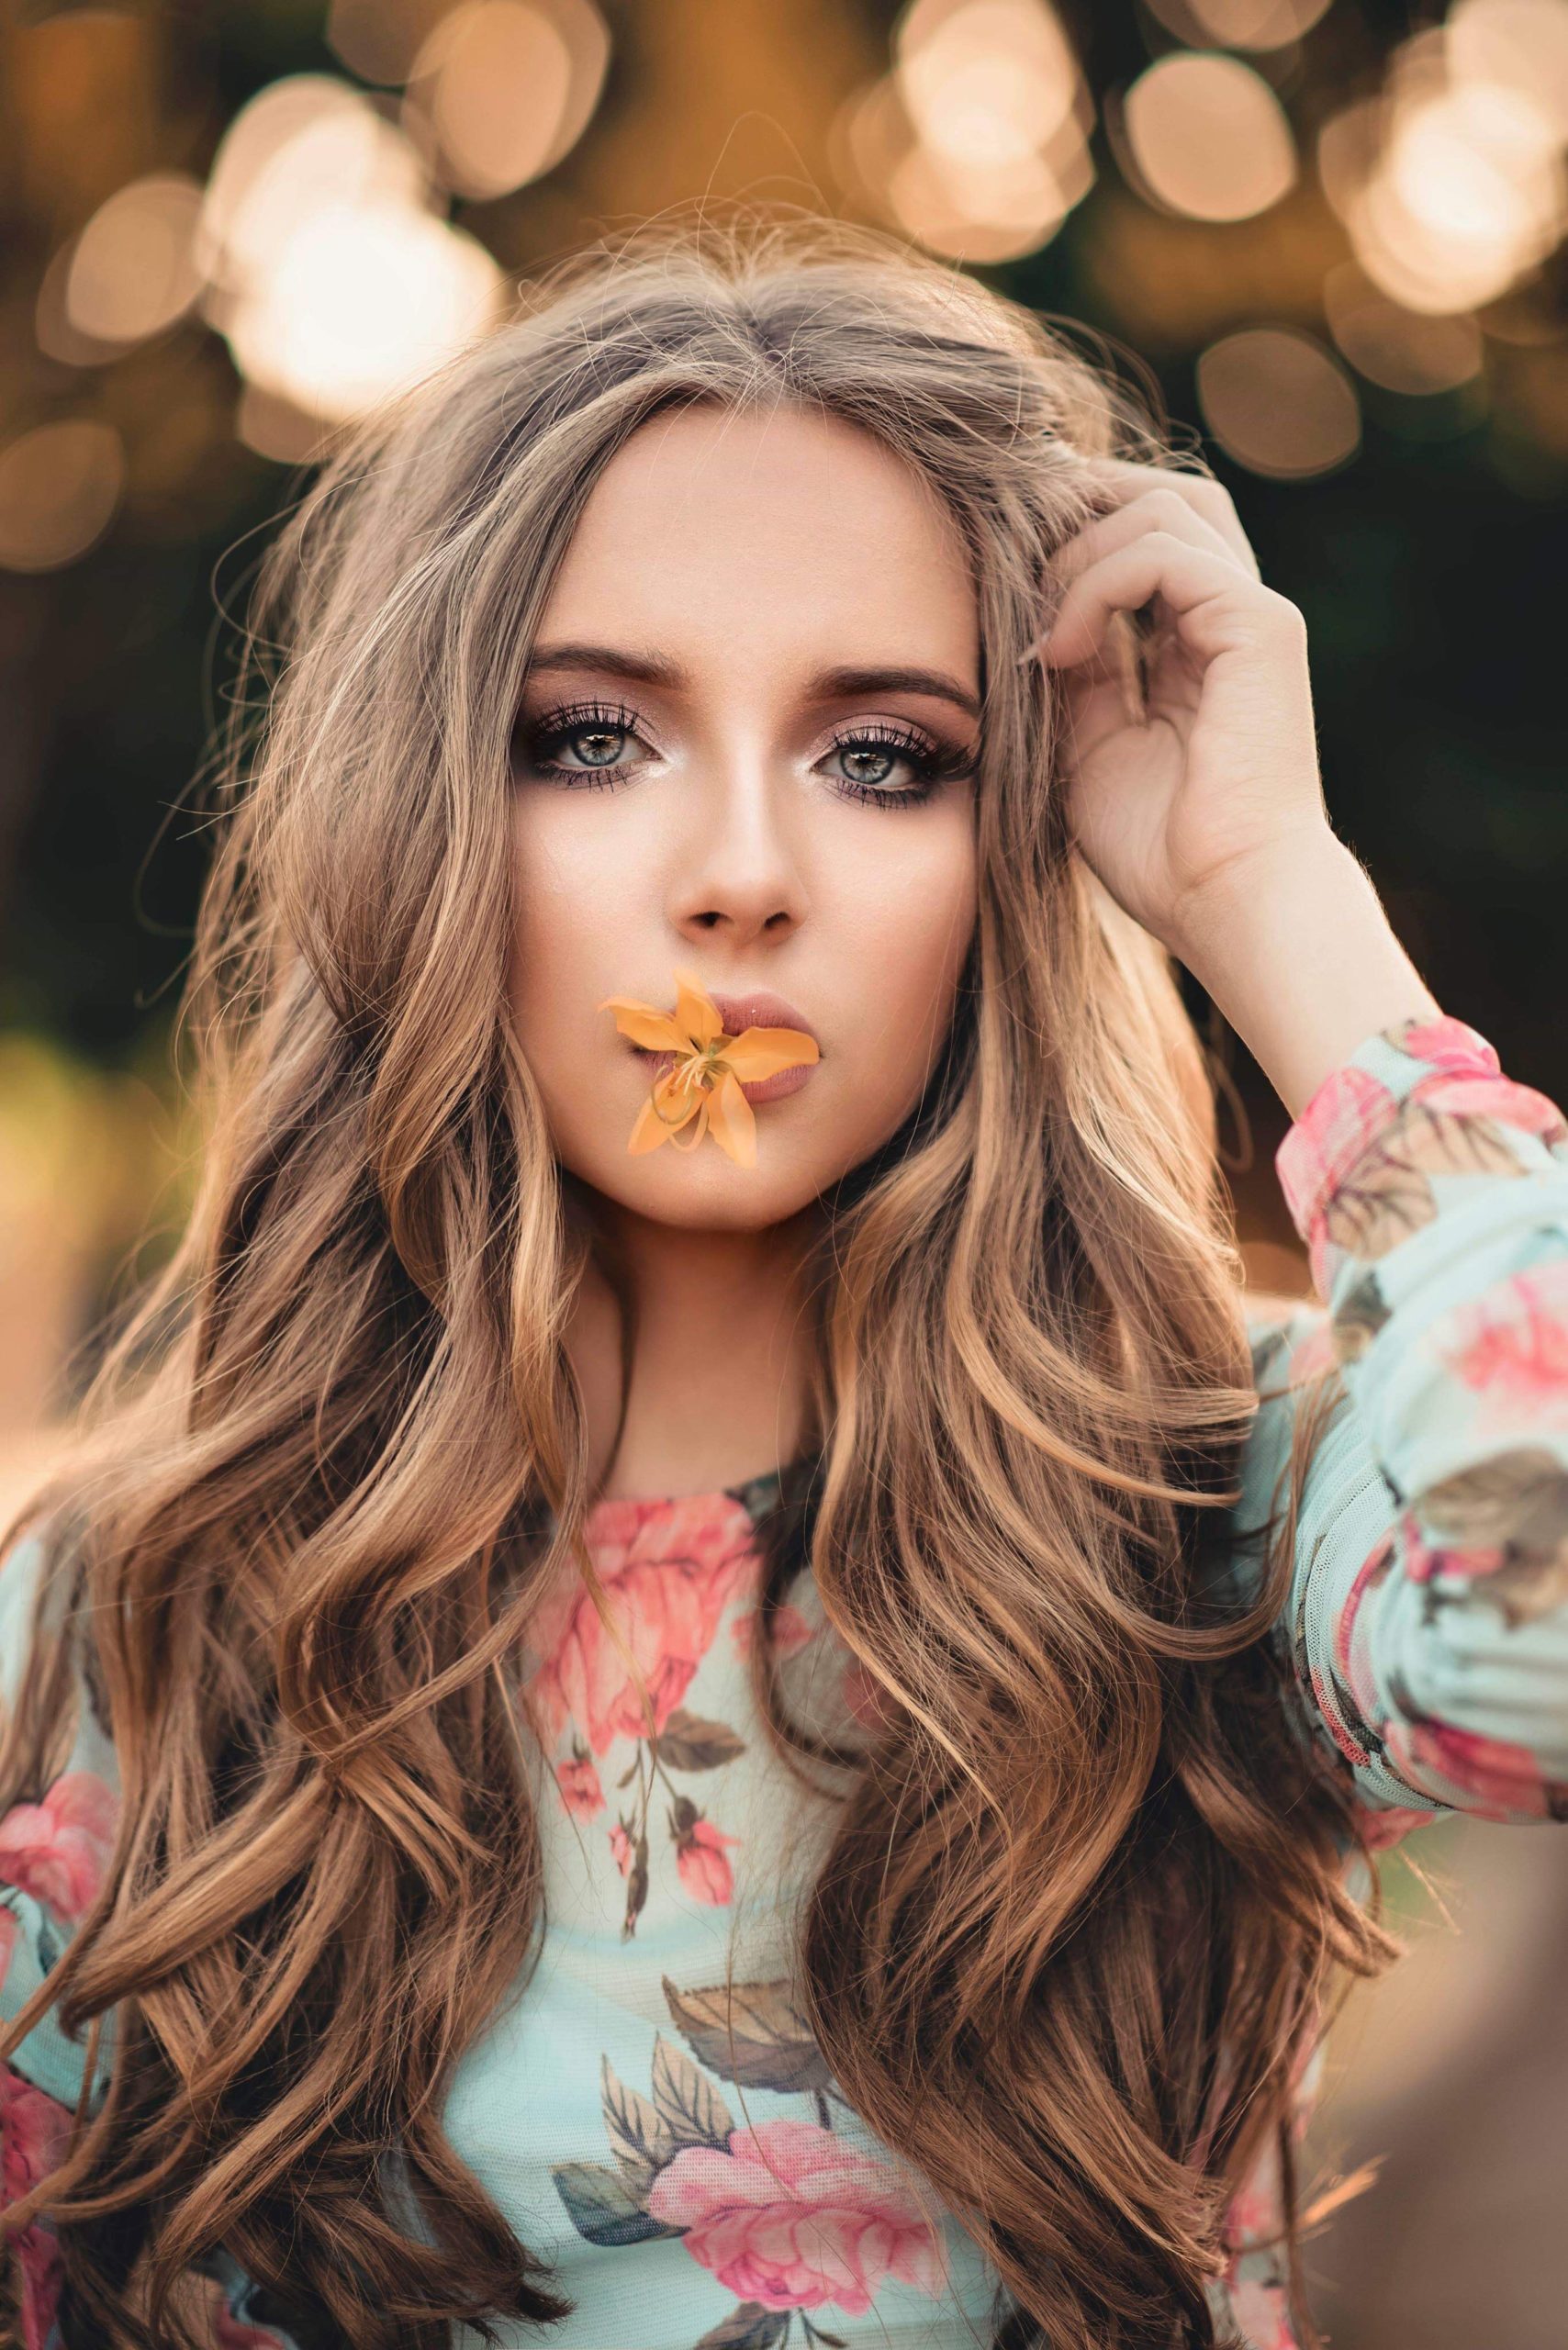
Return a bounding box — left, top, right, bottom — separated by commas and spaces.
1316, 98, 1386, 226
1195, 327, 1361, 477
198, 77, 429, 292
857, 0, 1092, 259
1448, 0, 1568, 142
195, 73, 504, 421
59, 173, 205, 349
1141, 0, 1333, 49
1122, 52, 1296, 221
895, 0, 1080, 165
886, 139, 1081, 260
223, 201, 503, 423
328, 0, 457, 85
0, 420, 124, 573
407, 0, 610, 200
235, 383, 338, 465
1323, 263, 1485, 395
1349, 78, 1566, 312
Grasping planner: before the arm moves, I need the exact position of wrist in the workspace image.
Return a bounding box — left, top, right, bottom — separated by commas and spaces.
1168, 831, 1442, 1122
1167, 826, 1358, 977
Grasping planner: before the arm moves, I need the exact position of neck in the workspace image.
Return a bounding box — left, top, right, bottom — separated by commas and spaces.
563, 1192, 826, 1502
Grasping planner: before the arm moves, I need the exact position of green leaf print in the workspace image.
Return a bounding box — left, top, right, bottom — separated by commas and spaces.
1331, 1267, 1391, 1361
600, 2053, 678, 2199
650, 2029, 736, 2152
691, 2301, 790, 2348
656, 1707, 749, 1771
662, 1974, 835, 2098
550, 2159, 685, 2248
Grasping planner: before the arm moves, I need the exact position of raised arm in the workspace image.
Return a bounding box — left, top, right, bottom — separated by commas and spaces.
1238, 1012, 1568, 1830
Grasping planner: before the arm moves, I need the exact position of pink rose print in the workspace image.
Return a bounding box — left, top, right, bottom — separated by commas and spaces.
0, 1906, 17, 1986
0, 2062, 73, 2350
0, 1770, 119, 1924
675, 1816, 741, 1906
554, 1752, 604, 1819
731, 1601, 814, 1661
608, 1821, 634, 1876
1229, 2276, 1298, 2349
1394, 1016, 1498, 1080
524, 1496, 759, 1753
194, 2275, 292, 2350
1359, 1803, 1439, 1852
1443, 1261, 1568, 1429
1387, 1719, 1551, 1820
215, 2313, 291, 2350
840, 1656, 895, 1733
1275, 1063, 1394, 1243
1409, 1069, 1568, 1147
645, 2115, 950, 2315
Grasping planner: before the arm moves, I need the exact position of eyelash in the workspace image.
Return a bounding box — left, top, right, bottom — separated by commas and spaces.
516, 699, 974, 809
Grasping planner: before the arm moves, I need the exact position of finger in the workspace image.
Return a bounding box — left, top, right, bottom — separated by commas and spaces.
1076, 457, 1261, 578
1047, 484, 1256, 595
1032, 533, 1301, 671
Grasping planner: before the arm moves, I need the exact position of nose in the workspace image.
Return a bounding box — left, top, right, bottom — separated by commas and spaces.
667, 744, 807, 949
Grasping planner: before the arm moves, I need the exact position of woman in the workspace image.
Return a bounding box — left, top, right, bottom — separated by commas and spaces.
0, 216, 1562, 2350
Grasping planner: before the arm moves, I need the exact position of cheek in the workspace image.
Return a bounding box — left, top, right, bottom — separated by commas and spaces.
508, 803, 632, 1062
833, 824, 978, 1106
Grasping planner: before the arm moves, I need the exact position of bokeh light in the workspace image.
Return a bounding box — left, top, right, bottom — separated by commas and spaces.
1196, 325, 1361, 476
1323, 262, 1486, 397
1447, 0, 1568, 142
1121, 52, 1297, 222
223, 200, 503, 424
51, 173, 206, 352
196, 74, 504, 423
1318, 21, 1568, 319
405, 0, 611, 201
1141, 0, 1335, 47
837, 0, 1092, 261
197, 77, 431, 294
327, 0, 458, 86
0, 420, 124, 573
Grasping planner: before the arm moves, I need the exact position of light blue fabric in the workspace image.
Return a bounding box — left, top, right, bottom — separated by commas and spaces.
3, 1010, 1566, 2349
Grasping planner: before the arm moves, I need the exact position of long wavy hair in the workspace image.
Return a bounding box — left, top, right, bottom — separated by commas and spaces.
0, 212, 1407, 2349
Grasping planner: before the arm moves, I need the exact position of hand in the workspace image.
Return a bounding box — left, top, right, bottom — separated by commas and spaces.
1022, 456, 1338, 960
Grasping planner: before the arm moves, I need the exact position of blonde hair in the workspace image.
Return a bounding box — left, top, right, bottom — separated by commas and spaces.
0, 211, 1400, 2348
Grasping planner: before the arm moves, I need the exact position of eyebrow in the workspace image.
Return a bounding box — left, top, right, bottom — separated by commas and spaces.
524, 640, 982, 723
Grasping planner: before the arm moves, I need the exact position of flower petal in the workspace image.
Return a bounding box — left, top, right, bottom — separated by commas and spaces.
721, 1025, 819, 1082
628, 1093, 674, 1154
673, 966, 724, 1050
669, 1095, 713, 1153
596, 997, 689, 1054
705, 1069, 758, 1167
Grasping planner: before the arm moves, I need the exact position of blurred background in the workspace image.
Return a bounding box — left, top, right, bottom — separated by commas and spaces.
0, 1, 1563, 2341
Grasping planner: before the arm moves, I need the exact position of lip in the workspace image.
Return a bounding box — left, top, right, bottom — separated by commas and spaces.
629, 985, 822, 1105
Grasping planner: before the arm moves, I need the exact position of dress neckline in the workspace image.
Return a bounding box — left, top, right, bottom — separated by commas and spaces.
580, 1460, 793, 1539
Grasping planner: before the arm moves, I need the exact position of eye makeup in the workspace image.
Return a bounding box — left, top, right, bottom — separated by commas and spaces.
513, 697, 977, 810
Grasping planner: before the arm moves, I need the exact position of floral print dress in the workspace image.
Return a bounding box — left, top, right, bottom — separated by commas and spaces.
2, 1011, 1566, 2349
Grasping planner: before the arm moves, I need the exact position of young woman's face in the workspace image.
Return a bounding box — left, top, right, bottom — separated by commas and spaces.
508, 400, 981, 1230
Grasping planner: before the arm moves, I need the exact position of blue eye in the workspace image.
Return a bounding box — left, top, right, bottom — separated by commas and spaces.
515, 699, 975, 808
821, 722, 973, 807
520, 699, 648, 791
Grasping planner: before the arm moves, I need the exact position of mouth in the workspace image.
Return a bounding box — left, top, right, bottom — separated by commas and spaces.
629, 986, 822, 1105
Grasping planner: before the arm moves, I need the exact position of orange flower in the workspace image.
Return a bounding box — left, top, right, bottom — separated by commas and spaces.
596, 966, 819, 1168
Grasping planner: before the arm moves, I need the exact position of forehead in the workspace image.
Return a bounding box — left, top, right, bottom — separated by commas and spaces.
535, 401, 980, 692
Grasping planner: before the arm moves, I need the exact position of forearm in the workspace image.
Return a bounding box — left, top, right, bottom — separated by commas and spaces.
1170, 831, 1442, 1123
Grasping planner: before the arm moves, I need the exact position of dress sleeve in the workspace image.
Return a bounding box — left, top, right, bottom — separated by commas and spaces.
1233, 1012, 1568, 1833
